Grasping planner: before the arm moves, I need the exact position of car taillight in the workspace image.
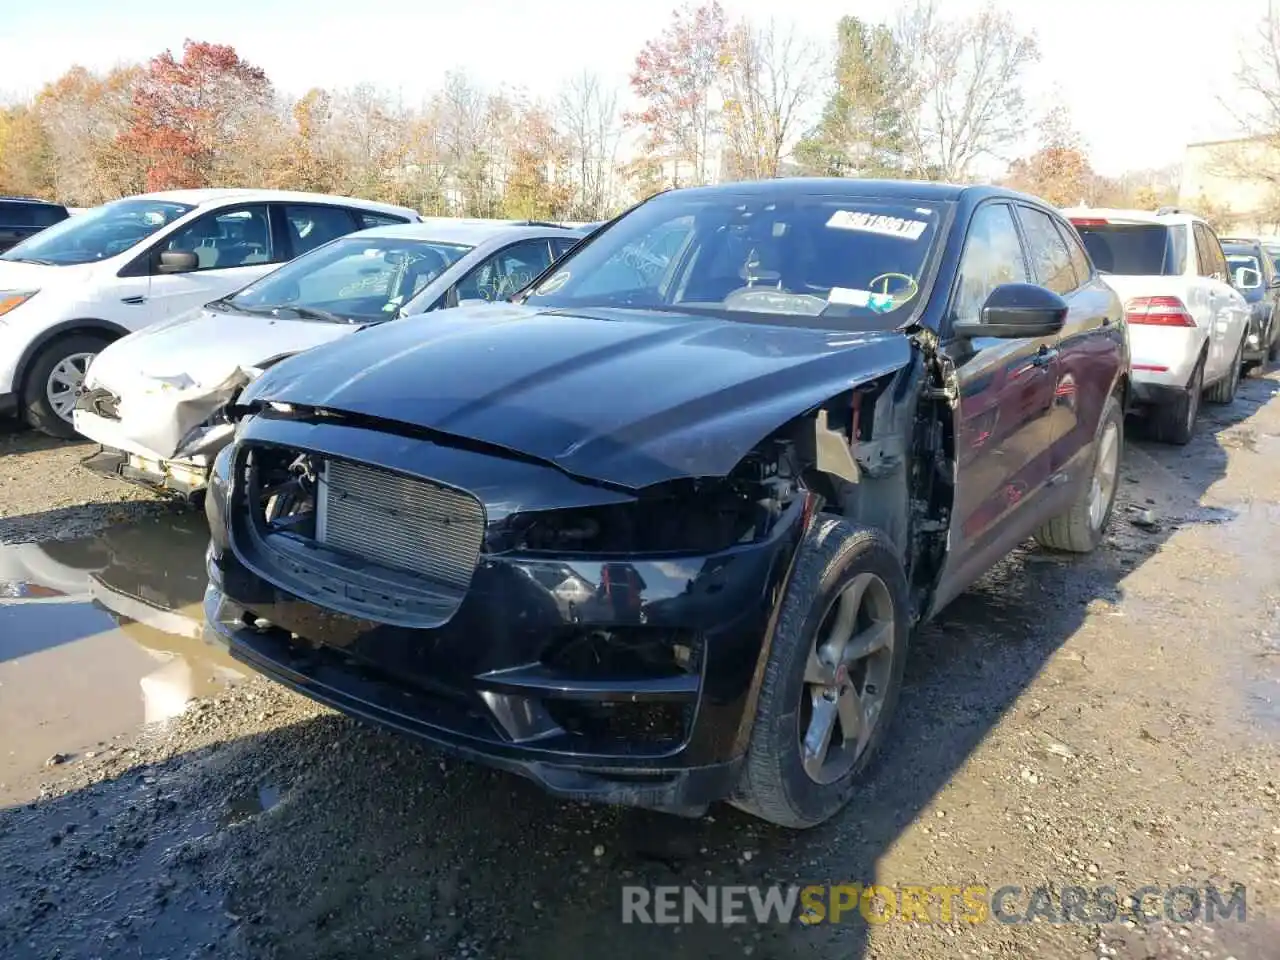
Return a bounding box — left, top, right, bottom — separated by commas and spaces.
1124, 296, 1196, 327
1070, 218, 1109, 227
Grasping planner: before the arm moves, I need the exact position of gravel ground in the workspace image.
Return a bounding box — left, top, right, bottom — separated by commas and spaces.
1, 372, 1278, 960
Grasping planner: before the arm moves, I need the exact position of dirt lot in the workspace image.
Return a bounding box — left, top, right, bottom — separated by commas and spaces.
1, 376, 1278, 960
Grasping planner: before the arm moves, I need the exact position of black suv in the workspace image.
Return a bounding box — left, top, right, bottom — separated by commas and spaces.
1220, 237, 1280, 371
0, 197, 70, 253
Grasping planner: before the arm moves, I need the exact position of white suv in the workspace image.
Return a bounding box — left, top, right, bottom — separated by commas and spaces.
1063, 207, 1250, 445
0, 189, 420, 437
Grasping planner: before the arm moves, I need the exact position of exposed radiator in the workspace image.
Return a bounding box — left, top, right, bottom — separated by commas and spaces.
316, 459, 485, 591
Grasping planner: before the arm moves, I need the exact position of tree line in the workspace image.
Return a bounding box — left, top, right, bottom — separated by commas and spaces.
0, 1, 1178, 219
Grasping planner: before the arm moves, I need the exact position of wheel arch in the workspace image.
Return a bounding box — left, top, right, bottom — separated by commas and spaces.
15, 318, 129, 398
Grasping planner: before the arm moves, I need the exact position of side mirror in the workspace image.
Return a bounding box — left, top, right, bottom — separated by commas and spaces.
1234, 266, 1261, 289
157, 249, 198, 274
954, 283, 1068, 339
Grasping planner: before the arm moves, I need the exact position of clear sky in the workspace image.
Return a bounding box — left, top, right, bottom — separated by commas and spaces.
0, 0, 1265, 176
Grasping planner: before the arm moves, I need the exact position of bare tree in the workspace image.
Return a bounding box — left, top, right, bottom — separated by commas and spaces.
557, 71, 623, 219
894, 0, 1038, 182
721, 19, 821, 180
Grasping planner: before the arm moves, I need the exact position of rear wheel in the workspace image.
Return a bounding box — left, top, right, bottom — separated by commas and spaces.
731, 519, 909, 829
1148, 356, 1202, 446
21, 333, 110, 439
1034, 394, 1123, 553
1205, 337, 1244, 404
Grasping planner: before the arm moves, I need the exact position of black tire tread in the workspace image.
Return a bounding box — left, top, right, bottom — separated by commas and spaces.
1033, 395, 1124, 553
1147, 357, 1201, 446
1204, 339, 1244, 405
21, 333, 110, 439
732, 518, 907, 829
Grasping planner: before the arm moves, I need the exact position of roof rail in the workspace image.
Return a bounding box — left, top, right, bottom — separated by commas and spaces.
1155, 205, 1190, 216
514, 219, 572, 229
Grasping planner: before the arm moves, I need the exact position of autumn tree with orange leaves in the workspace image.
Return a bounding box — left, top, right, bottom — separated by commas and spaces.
627, 1, 730, 187
116, 40, 273, 191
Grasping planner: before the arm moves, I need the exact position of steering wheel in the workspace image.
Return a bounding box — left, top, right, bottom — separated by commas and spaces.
866, 272, 920, 308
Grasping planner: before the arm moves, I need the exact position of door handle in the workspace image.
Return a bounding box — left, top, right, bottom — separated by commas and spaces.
121, 295, 146, 305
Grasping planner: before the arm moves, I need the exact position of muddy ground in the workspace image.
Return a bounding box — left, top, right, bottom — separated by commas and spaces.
1, 378, 1278, 960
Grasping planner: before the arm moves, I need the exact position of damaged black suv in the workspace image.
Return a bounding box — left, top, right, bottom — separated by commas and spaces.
203, 179, 1127, 828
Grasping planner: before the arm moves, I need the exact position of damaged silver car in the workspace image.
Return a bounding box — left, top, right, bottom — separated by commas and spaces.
74, 219, 585, 499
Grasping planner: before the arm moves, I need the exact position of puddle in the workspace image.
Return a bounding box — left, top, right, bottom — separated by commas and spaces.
0, 512, 244, 792
219, 783, 282, 827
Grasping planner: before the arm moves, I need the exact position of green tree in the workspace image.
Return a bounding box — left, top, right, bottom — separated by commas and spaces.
795, 17, 910, 178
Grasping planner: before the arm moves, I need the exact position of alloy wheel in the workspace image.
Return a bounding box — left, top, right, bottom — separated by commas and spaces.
1087, 420, 1121, 531
46, 352, 95, 422
798, 571, 896, 784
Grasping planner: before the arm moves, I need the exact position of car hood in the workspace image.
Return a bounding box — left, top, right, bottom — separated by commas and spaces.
86, 306, 360, 394
241, 303, 915, 488
0, 258, 96, 290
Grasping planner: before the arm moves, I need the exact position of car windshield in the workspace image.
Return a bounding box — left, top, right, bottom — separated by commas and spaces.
1227, 253, 1262, 287
524, 192, 947, 327
1071, 222, 1185, 276
0, 198, 194, 266
222, 235, 473, 323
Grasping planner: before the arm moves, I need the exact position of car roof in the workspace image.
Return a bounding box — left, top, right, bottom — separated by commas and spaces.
654, 178, 1064, 209
350, 219, 586, 245
0, 195, 67, 208
126, 188, 420, 219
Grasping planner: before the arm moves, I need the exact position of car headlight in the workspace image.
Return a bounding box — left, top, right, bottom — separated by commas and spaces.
0, 290, 37, 320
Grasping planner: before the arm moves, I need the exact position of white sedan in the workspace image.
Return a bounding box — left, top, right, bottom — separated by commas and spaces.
74, 219, 586, 498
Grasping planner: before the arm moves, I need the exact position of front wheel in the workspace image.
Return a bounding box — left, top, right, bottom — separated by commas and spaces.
1034, 394, 1124, 553
731, 519, 909, 829
21, 333, 111, 439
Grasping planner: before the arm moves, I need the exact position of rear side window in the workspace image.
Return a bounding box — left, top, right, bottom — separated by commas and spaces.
284, 204, 358, 257
0, 203, 34, 227
1057, 222, 1093, 285
1195, 223, 1229, 280
29, 204, 67, 227
1072, 223, 1186, 276
358, 211, 410, 229
1017, 206, 1076, 294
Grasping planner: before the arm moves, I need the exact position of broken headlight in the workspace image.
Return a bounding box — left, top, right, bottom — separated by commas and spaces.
494, 440, 802, 555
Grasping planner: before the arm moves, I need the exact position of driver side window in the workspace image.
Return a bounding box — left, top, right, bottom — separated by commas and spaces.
952, 203, 1029, 327
454, 240, 554, 302
162, 204, 274, 272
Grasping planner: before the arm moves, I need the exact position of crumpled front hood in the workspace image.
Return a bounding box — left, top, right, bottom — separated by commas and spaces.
241, 304, 914, 488
85, 307, 359, 395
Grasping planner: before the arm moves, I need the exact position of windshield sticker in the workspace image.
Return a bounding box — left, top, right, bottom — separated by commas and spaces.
538, 270, 570, 295
828, 287, 896, 311
826, 210, 928, 241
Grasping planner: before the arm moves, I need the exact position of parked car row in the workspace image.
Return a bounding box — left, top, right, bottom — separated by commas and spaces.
1064, 205, 1272, 444
5, 178, 1269, 831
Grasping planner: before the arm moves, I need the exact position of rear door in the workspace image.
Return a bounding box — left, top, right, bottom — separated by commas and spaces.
938, 201, 1058, 592
1193, 222, 1246, 380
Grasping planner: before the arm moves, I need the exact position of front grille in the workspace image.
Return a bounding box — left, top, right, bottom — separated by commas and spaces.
317, 459, 485, 591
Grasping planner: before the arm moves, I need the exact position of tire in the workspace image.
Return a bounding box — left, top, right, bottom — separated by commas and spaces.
731, 518, 909, 829
1269, 326, 1280, 363
21, 333, 111, 439
1148, 356, 1202, 446
1205, 336, 1244, 405
1033, 393, 1124, 553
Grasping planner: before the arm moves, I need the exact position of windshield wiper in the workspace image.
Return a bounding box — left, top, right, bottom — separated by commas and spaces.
270, 305, 350, 324
3, 256, 56, 265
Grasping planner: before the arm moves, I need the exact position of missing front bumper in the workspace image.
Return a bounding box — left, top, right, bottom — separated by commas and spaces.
81, 447, 210, 500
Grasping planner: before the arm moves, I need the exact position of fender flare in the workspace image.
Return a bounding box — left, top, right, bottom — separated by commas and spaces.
13, 318, 130, 395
